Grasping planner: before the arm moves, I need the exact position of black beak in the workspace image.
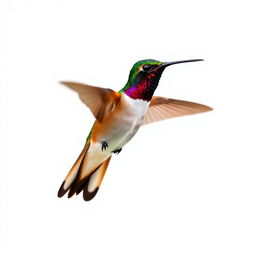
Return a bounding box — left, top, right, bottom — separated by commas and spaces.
161, 59, 204, 68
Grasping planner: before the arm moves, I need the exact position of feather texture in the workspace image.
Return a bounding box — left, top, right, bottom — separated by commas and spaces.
61, 81, 121, 122
142, 96, 213, 125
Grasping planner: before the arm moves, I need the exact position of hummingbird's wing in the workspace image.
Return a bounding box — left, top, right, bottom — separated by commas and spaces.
142, 96, 212, 125
61, 81, 121, 123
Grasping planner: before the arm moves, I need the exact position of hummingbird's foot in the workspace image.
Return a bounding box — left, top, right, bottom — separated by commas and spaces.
112, 148, 122, 154
101, 141, 108, 151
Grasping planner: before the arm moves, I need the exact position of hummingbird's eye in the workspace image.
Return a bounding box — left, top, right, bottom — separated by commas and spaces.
142, 65, 151, 72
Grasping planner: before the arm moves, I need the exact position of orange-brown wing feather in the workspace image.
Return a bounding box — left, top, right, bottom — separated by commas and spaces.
142, 96, 213, 125
61, 81, 121, 123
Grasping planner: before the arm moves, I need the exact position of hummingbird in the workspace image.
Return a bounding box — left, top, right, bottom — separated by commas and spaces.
57, 59, 212, 201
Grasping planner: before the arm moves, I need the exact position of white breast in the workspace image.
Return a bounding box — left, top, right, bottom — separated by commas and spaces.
107, 94, 149, 150
122, 93, 149, 122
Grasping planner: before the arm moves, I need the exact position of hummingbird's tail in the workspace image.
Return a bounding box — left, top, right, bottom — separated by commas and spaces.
82, 156, 111, 201
57, 142, 112, 201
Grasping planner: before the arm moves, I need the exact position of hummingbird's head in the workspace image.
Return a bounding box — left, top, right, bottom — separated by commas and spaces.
122, 59, 203, 101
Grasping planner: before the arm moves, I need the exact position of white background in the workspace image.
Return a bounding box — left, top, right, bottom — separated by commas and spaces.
1, 0, 256, 255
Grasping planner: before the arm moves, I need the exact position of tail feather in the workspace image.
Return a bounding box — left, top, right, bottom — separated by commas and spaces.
67, 163, 97, 198
57, 143, 89, 198
57, 143, 112, 201
83, 156, 111, 201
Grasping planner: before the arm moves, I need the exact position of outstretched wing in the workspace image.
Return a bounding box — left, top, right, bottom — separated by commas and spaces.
142, 96, 212, 125
61, 81, 121, 123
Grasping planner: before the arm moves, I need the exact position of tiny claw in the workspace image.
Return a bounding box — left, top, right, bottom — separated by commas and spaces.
112, 148, 122, 154
101, 141, 108, 151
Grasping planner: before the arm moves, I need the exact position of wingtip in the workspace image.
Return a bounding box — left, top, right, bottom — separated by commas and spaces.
198, 102, 213, 112
205, 105, 214, 112
59, 81, 69, 86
